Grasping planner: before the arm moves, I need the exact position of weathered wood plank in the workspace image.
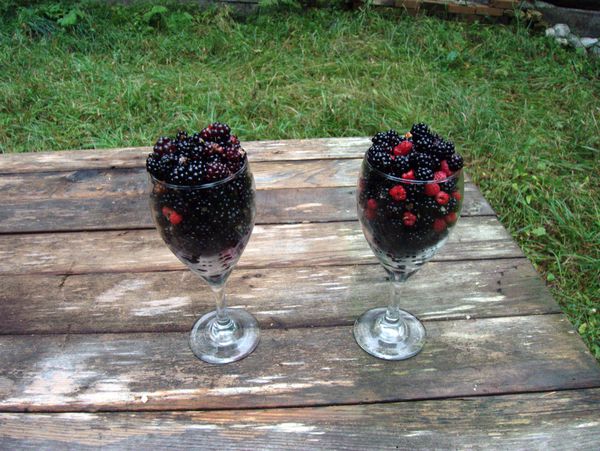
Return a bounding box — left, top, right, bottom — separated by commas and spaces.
0, 161, 473, 201
0, 184, 493, 233
0, 315, 599, 412
0, 217, 521, 276
1, 389, 599, 450
0, 138, 372, 173
0, 160, 368, 200
0, 259, 558, 334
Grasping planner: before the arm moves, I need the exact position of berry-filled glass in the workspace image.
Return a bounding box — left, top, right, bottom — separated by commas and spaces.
147, 123, 259, 364
355, 123, 464, 360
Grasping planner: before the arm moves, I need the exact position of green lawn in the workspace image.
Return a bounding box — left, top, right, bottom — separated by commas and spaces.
1, 2, 598, 358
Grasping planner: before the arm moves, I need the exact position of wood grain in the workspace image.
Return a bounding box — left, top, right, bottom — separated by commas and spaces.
0, 259, 558, 334
1, 389, 599, 449
0, 314, 599, 412
0, 138, 371, 174
0, 160, 367, 200
0, 217, 521, 276
0, 184, 493, 233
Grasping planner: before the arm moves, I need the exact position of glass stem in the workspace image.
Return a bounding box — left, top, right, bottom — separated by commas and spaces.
210, 283, 232, 327
384, 272, 409, 324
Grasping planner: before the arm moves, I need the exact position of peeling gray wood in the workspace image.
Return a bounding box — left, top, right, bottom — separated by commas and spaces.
0, 315, 599, 412
0, 217, 521, 275
1, 389, 599, 450
0, 259, 558, 334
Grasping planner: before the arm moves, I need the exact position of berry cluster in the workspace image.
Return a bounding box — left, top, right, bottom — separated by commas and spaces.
147, 123, 255, 274
146, 122, 246, 186
359, 123, 464, 253
366, 122, 463, 180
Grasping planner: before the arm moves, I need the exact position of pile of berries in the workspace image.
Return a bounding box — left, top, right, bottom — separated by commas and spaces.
366, 123, 463, 180
146, 122, 246, 185
359, 123, 464, 252
147, 123, 255, 269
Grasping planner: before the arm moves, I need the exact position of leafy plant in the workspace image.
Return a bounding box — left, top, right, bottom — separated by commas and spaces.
142, 5, 169, 30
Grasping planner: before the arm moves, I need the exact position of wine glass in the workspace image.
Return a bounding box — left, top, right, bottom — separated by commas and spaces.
355, 158, 464, 360
148, 159, 258, 364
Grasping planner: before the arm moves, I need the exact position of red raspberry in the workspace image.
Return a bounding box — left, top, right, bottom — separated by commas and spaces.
436, 191, 450, 205
162, 206, 183, 225
169, 211, 183, 225
392, 140, 413, 157
403, 211, 417, 227
401, 169, 415, 180
452, 191, 462, 201
433, 218, 447, 233
424, 183, 440, 197
389, 185, 407, 202
365, 208, 377, 221
445, 212, 458, 224
440, 160, 451, 176
367, 198, 378, 210
434, 171, 447, 182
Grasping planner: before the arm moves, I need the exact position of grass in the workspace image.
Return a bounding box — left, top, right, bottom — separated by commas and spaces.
0, 2, 598, 358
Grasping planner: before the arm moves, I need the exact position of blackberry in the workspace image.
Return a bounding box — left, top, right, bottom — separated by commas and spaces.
404, 228, 433, 245
413, 134, 434, 153
368, 145, 393, 172
385, 129, 402, 147
404, 183, 424, 201
418, 196, 439, 213
417, 210, 436, 227
429, 135, 446, 159
385, 202, 404, 218
153, 136, 174, 156
171, 162, 205, 185
410, 123, 431, 140
409, 152, 435, 170
176, 130, 189, 142
448, 153, 464, 171
190, 132, 205, 145
147, 153, 178, 181
201, 122, 231, 144
446, 197, 458, 213
438, 140, 455, 159
439, 177, 457, 193
371, 131, 390, 146
390, 155, 410, 176
205, 142, 225, 157
224, 146, 243, 164
205, 161, 231, 182
146, 154, 162, 178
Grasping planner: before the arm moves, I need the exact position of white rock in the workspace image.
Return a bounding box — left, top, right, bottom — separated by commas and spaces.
555, 37, 569, 47
545, 28, 556, 38
580, 37, 599, 48
567, 34, 584, 49
554, 24, 570, 38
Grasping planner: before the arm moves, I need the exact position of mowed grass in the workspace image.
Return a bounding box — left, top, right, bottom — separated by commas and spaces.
0, 3, 598, 358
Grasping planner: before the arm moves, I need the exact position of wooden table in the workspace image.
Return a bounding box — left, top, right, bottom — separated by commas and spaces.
1, 138, 599, 449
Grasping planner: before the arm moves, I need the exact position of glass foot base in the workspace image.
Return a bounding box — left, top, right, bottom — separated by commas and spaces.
353, 307, 426, 360
190, 308, 260, 364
